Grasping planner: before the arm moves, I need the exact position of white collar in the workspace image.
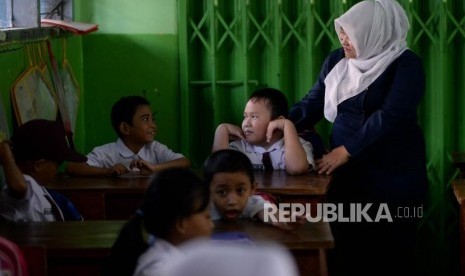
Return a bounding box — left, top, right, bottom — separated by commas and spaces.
244, 138, 284, 154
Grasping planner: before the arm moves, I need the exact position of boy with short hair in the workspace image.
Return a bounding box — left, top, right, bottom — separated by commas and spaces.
212, 87, 314, 175
0, 119, 87, 222
203, 149, 304, 230
66, 96, 190, 176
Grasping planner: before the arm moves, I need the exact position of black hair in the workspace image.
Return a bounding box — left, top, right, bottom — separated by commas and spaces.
248, 87, 289, 120
104, 168, 210, 276
203, 149, 255, 186
111, 96, 150, 138
140, 168, 210, 238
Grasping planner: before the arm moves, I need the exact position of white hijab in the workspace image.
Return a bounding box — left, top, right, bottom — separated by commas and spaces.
323, 0, 409, 122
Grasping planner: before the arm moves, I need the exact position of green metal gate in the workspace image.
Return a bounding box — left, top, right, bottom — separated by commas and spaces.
179, 1, 465, 274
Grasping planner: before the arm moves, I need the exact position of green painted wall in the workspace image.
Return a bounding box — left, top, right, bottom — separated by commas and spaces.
0, 46, 28, 133
79, 34, 179, 153
0, 0, 180, 166
0, 1, 463, 274
75, 0, 181, 155
0, 37, 83, 146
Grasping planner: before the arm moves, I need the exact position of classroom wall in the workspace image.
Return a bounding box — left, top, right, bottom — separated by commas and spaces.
177, 1, 465, 275
0, 0, 179, 170
0, 36, 83, 146
74, 0, 181, 155
0, 1, 463, 274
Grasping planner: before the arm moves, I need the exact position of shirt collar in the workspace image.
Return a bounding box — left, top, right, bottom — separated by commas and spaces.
244, 138, 284, 153
116, 139, 134, 158
116, 138, 152, 159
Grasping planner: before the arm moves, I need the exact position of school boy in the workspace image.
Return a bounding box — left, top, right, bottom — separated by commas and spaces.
66, 96, 190, 176
203, 149, 305, 230
212, 87, 314, 175
0, 119, 87, 222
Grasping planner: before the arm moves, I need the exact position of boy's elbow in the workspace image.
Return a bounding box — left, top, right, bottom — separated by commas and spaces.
65, 162, 90, 176
181, 158, 191, 168
65, 162, 79, 175
174, 157, 191, 169
285, 164, 310, 175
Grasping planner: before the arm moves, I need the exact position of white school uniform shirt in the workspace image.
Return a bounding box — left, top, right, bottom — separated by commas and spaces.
0, 174, 61, 222
86, 138, 184, 170
209, 195, 266, 220
229, 138, 315, 170
162, 241, 299, 276
133, 238, 181, 276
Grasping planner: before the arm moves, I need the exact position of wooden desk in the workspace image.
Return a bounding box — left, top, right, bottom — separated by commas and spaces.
255, 170, 331, 203
46, 175, 150, 220
46, 171, 331, 220
0, 221, 121, 276
453, 179, 465, 276
0, 220, 333, 276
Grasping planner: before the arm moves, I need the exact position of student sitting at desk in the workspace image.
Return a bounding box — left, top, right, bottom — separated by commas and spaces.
105, 168, 213, 276
212, 87, 314, 175
66, 95, 190, 177
203, 149, 305, 231
0, 119, 87, 222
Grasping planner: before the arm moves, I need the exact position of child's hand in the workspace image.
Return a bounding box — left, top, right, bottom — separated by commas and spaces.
222, 123, 245, 141
271, 214, 307, 231
129, 159, 154, 175
107, 164, 129, 176
265, 118, 287, 142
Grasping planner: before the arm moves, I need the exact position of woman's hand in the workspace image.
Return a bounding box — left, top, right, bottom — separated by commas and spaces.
316, 145, 350, 175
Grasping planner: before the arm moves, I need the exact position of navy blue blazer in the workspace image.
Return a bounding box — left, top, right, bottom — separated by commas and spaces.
290, 48, 427, 202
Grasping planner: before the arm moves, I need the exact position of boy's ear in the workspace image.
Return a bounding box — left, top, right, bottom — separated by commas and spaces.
250, 181, 257, 195
119, 122, 131, 135
33, 159, 47, 172
175, 217, 187, 235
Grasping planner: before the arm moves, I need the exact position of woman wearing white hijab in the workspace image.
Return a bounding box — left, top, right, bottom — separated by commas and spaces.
289, 0, 427, 275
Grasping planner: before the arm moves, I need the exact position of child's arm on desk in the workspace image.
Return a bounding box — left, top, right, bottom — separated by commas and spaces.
66, 162, 128, 177
129, 157, 191, 175
255, 204, 307, 231
0, 142, 27, 198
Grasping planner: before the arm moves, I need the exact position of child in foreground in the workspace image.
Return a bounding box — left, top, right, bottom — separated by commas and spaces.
0, 119, 87, 222
203, 149, 305, 230
66, 96, 190, 176
162, 241, 299, 276
104, 168, 213, 276
212, 87, 314, 175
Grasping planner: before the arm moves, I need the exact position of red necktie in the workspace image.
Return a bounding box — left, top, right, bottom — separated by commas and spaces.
262, 152, 273, 171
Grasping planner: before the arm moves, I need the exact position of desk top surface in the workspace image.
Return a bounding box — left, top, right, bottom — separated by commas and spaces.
47, 171, 331, 196
0, 220, 333, 253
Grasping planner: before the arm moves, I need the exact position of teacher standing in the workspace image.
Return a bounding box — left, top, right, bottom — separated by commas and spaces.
289, 0, 428, 275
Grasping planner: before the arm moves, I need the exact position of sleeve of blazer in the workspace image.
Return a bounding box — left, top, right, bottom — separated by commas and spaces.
344, 51, 426, 157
